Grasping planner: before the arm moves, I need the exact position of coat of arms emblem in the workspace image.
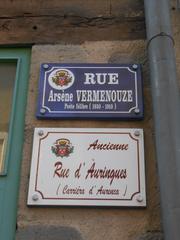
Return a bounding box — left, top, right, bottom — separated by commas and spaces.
52, 70, 72, 87
51, 138, 74, 157
48, 68, 75, 90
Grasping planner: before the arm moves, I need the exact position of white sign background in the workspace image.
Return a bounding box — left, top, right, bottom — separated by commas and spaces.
27, 128, 146, 207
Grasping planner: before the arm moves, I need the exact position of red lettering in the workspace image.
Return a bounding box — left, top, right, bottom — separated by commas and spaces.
87, 139, 128, 151
53, 161, 70, 178
85, 162, 127, 185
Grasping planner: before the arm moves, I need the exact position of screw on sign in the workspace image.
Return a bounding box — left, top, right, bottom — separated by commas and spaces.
134, 130, 140, 137
132, 64, 138, 70
38, 130, 44, 136
40, 108, 46, 115
134, 108, 140, 114
32, 194, 39, 201
43, 64, 49, 69
136, 194, 143, 203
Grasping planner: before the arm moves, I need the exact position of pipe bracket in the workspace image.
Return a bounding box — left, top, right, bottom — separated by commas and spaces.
147, 32, 175, 49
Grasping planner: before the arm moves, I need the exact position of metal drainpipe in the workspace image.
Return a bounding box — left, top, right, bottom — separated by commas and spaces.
144, 0, 180, 239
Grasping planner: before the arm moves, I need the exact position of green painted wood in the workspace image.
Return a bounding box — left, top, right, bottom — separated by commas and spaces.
0, 48, 31, 240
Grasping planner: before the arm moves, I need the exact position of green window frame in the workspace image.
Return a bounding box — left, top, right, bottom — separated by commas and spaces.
0, 48, 31, 240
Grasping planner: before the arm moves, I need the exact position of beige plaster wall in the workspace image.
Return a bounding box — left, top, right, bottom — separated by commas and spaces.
16, 41, 162, 240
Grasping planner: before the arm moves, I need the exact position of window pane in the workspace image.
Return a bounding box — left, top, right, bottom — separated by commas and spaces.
0, 62, 17, 174
0, 62, 17, 131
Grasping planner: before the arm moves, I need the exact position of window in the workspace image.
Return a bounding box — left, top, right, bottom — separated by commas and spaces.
0, 48, 31, 240
0, 62, 16, 174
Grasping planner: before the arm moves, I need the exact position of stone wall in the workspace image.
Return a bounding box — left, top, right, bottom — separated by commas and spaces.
15, 42, 162, 240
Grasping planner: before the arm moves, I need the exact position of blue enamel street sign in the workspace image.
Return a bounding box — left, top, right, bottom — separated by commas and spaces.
36, 64, 143, 119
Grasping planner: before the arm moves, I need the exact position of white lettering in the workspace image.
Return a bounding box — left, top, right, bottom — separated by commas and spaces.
76, 90, 133, 102
108, 73, 119, 84
96, 73, 107, 84
48, 90, 73, 102
84, 73, 119, 85
84, 73, 96, 84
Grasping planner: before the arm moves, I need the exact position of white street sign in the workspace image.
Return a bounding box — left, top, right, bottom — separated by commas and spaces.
27, 128, 146, 207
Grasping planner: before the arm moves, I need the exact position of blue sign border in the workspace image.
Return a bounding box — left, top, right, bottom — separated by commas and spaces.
36, 63, 143, 119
